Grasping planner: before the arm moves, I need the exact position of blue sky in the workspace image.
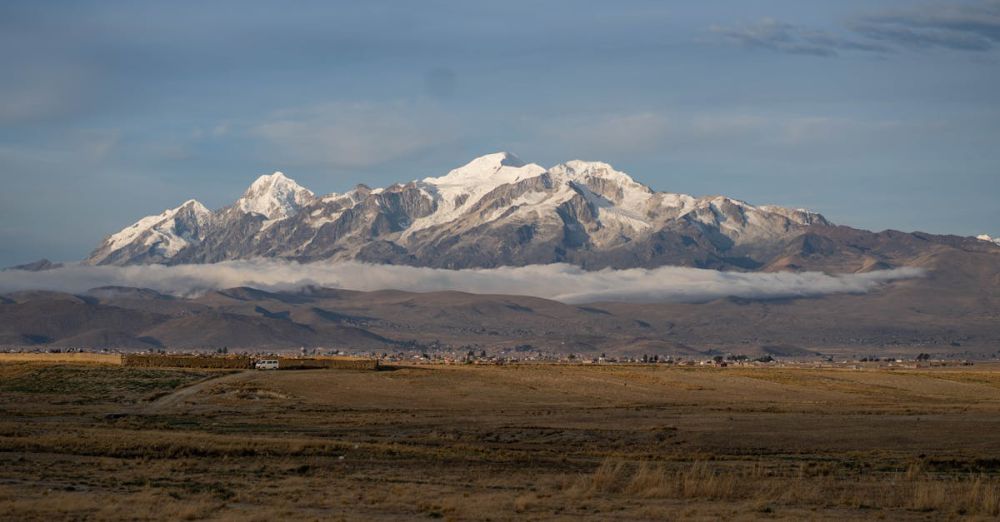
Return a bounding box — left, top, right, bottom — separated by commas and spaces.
1, 0, 999, 265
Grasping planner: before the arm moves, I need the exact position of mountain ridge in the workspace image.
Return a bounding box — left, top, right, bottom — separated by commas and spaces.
4, 244, 998, 355
84, 152, 995, 272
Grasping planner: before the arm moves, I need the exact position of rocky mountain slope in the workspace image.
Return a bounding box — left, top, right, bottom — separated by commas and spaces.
86, 152, 854, 270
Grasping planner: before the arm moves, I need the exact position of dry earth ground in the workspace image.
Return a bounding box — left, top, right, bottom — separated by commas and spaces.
3, 362, 1000, 520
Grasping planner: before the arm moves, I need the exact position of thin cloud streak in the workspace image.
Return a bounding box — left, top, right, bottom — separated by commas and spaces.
850, 0, 1000, 51
713, 1, 1000, 57
0, 260, 924, 304
710, 18, 887, 57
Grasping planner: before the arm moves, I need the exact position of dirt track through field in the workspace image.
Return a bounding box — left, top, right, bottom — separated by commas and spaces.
140, 370, 251, 414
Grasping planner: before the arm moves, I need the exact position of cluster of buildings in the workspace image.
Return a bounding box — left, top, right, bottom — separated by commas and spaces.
0, 345, 984, 368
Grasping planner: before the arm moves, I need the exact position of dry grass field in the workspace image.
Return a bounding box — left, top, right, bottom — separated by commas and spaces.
3, 362, 1000, 520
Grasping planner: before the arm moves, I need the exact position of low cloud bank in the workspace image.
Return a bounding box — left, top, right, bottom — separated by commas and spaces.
0, 260, 924, 304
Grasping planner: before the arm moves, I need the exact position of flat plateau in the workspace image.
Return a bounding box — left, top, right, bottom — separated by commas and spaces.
3, 362, 1000, 520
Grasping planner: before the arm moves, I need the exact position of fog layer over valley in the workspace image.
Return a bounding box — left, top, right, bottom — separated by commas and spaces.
0, 260, 923, 304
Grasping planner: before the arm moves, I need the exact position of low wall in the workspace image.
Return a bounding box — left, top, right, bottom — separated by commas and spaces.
0, 353, 123, 365
121, 354, 379, 370
276, 357, 380, 370
122, 354, 252, 369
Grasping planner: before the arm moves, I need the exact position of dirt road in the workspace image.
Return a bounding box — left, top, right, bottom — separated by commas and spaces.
140, 370, 252, 414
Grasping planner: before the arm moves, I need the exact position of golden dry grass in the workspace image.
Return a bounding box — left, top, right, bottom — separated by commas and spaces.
567, 457, 1000, 516
3, 362, 1000, 520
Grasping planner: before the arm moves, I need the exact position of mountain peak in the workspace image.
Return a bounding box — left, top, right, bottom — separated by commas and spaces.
424, 152, 543, 187
238, 171, 314, 220
90, 197, 214, 264
179, 199, 210, 215
246, 171, 293, 191
977, 234, 1000, 246
444, 152, 525, 176
469, 151, 526, 169
553, 160, 639, 184
3, 258, 63, 272
549, 160, 652, 208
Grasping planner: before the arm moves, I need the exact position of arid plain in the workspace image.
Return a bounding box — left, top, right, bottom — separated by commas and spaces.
3, 360, 1000, 520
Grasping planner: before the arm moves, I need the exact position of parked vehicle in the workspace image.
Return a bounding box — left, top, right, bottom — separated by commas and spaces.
255, 359, 279, 370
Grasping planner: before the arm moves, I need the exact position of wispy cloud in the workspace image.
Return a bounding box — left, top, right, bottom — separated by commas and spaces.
849, 1, 1000, 52
0, 260, 924, 304
710, 18, 888, 57
713, 1, 1000, 57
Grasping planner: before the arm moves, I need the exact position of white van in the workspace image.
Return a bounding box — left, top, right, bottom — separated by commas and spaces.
255, 359, 279, 370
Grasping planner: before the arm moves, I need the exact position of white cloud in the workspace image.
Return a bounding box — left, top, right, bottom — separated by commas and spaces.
249, 101, 458, 169
0, 260, 924, 304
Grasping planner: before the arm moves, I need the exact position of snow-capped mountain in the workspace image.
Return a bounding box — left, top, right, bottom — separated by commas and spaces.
86, 152, 992, 271
236, 171, 315, 221
977, 234, 1000, 247
89, 199, 212, 265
